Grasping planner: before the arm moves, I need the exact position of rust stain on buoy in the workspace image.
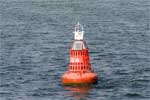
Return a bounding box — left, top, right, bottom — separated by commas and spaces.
62, 22, 98, 85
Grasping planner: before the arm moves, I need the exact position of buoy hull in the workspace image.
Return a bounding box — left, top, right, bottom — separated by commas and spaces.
62, 72, 98, 85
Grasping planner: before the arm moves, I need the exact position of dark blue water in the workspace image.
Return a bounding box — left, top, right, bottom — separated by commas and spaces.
0, 0, 150, 100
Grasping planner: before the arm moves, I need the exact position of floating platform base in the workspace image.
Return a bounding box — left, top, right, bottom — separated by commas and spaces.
62, 71, 98, 85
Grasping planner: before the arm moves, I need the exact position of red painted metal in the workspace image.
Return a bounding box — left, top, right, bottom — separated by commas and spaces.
62, 41, 98, 84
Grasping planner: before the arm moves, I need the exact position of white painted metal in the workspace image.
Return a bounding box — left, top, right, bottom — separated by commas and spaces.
72, 41, 88, 50
73, 22, 84, 40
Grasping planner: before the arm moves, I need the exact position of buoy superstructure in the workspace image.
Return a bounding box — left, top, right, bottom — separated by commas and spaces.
62, 22, 98, 85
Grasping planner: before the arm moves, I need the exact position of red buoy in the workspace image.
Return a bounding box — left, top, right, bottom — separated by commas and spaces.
62, 22, 98, 85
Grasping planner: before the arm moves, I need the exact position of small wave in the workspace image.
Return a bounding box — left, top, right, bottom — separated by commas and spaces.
125, 92, 144, 98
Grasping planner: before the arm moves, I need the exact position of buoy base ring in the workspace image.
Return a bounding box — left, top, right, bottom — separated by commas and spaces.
62, 71, 98, 85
